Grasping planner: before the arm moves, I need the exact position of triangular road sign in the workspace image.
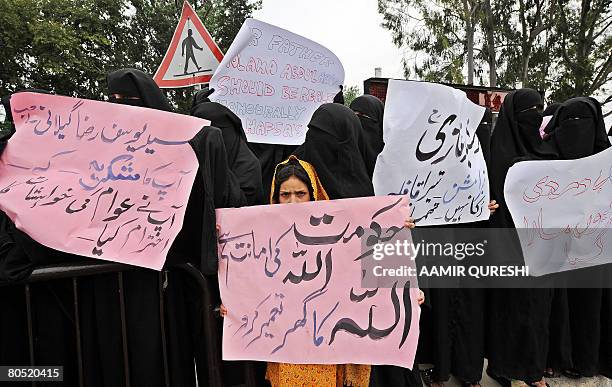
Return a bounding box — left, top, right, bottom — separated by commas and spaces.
154, 1, 224, 88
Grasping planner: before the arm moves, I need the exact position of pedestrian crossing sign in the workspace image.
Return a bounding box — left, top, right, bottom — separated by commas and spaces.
153, 1, 224, 88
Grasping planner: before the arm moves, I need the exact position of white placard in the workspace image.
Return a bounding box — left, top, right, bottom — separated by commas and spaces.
504, 147, 612, 275
373, 80, 489, 226
208, 18, 344, 145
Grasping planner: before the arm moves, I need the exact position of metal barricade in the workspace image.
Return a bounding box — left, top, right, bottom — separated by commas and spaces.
0, 262, 248, 387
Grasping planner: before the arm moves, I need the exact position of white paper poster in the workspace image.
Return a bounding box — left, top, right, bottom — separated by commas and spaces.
504, 147, 612, 276
208, 18, 345, 145
373, 80, 489, 226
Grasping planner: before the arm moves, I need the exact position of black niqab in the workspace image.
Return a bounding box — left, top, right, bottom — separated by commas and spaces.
545, 97, 611, 377
350, 94, 385, 179
487, 89, 557, 384
489, 88, 557, 228
191, 102, 264, 205
299, 103, 374, 199
107, 68, 172, 111
545, 97, 610, 159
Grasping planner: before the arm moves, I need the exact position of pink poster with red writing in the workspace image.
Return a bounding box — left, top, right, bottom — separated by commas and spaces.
0, 92, 208, 270
216, 196, 420, 368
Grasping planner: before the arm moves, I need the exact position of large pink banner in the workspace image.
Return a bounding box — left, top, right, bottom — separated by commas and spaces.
216, 196, 420, 368
0, 93, 208, 270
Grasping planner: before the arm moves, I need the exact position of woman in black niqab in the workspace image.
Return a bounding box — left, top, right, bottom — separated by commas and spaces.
191, 101, 264, 205
107, 68, 172, 111
72, 69, 244, 387
545, 97, 610, 159
349, 94, 385, 179
545, 97, 611, 379
487, 89, 557, 387
489, 88, 558, 228
298, 103, 374, 199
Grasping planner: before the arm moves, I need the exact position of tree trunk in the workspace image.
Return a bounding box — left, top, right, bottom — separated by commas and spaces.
463, 0, 475, 85
517, 0, 530, 87
522, 45, 531, 87
574, 0, 592, 95
483, 0, 497, 87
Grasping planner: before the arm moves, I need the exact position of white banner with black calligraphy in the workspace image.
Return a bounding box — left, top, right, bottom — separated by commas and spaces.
373, 80, 489, 226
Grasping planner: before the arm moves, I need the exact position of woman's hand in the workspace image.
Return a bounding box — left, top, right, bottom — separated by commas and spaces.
404, 217, 416, 229
220, 304, 227, 317
488, 200, 499, 214
417, 289, 425, 305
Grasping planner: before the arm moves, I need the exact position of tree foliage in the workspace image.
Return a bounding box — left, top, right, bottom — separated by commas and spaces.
378, 0, 612, 109
0, 0, 261, 113
343, 85, 361, 107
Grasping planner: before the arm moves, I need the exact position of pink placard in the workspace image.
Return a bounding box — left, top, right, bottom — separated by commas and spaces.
0, 93, 208, 270
216, 196, 420, 368
539, 115, 553, 138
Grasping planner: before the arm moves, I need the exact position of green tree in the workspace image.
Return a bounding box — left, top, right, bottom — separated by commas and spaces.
203, 0, 262, 53
0, 0, 131, 99
550, 0, 612, 108
343, 85, 361, 106
378, 0, 481, 84
379, 0, 611, 111
0, 0, 261, 113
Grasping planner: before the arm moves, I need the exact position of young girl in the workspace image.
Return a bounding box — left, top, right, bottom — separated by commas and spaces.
221, 156, 423, 387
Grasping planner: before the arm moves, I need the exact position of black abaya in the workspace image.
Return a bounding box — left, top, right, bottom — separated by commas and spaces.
487, 89, 557, 384
545, 97, 611, 377
0, 70, 245, 386
416, 110, 492, 385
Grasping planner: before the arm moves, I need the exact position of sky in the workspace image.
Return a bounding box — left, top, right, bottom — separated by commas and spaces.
253, 0, 405, 92
254, 1, 611, 128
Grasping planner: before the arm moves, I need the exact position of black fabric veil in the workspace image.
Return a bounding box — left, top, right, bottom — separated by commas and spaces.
487, 89, 558, 384
298, 103, 374, 199
545, 97, 610, 159
107, 68, 172, 111
350, 94, 385, 179
489, 88, 557, 228
191, 102, 264, 205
